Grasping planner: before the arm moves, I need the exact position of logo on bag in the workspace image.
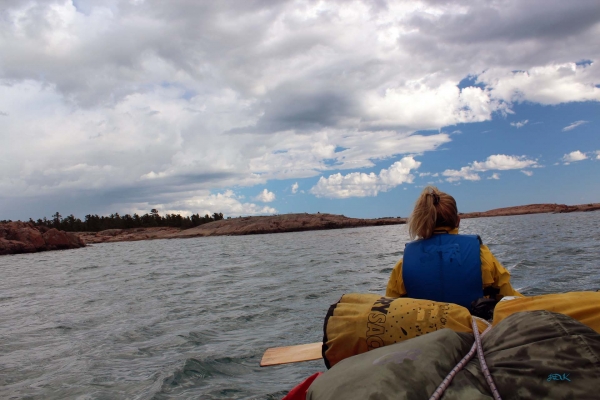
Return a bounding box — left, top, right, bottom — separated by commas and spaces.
366, 297, 393, 350
547, 373, 571, 382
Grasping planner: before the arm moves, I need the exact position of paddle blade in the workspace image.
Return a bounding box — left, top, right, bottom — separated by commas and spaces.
260, 342, 323, 367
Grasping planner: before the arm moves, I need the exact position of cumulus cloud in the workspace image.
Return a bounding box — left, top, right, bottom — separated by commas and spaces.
1, 1, 600, 217
291, 182, 299, 194
488, 173, 501, 179
562, 150, 588, 164
510, 120, 528, 128
562, 120, 588, 131
596, 150, 600, 160
362, 83, 501, 130
310, 157, 421, 198
521, 170, 533, 176
129, 190, 276, 218
443, 167, 482, 182
443, 154, 538, 182
478, 63, 600, 105
254, 188, 276, 202
471, 154, 538, 171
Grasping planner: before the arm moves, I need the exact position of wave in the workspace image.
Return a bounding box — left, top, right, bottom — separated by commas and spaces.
151, 355, 258, 399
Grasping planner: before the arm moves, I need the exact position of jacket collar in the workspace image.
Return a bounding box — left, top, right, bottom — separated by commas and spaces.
433, 226, 459, 234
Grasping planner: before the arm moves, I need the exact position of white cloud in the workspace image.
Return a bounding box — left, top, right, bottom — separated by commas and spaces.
562, 120, 588, 131
562, 150, 588, 164
471, 154, 538, 171
291, 182, 299, 194
363, 83, 500, 131
247, 129, 451, 177
443, 167, 482, 182
1, 1, 600, 217
521, 170, 533, 176
254, 188, 276, 202
310, 157, 421, 198
478, 63, 600, 105
510, 120, 528, 128
443, 154, 537, 182
131, 190, 276, 217
488, 173, 501, 179
596, 151, 600, 160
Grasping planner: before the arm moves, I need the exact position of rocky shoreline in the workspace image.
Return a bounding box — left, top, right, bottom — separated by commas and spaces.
458, 203, 600, 218
1, 202, 599, 255
0, 221, 86, 256
77, 214, 404, 244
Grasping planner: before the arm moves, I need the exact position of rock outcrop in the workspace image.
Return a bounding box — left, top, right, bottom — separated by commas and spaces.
74, 214, 406, 244
168, 213, 405, 238
0, 222, 86, 256
77, 227, 181, 244
459, 203, 600, 218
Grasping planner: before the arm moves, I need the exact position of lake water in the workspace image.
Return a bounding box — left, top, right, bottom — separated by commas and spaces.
1, 212, 599, 399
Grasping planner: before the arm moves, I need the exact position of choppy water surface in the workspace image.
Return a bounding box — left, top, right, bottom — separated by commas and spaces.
1, 212, 599, 399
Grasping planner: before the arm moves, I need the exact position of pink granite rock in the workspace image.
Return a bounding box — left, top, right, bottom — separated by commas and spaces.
0, 222, 85, 255
9, 225, 46, 250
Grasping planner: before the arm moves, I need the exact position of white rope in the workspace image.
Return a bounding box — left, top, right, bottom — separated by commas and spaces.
428, 317, 499, 400
472, 317, 502, 400
428, 340, 479, 400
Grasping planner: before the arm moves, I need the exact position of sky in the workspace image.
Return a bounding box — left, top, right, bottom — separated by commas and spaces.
1, 0, 599, 220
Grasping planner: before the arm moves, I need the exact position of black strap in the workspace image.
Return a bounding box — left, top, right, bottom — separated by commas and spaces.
483, 286, 500, 298
470, 297, 499, 320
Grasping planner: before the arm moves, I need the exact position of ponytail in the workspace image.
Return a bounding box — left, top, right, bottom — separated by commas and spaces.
408, 186, 459, 240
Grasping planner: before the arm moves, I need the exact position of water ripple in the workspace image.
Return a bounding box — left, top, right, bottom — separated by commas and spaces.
0, 213, 599, 398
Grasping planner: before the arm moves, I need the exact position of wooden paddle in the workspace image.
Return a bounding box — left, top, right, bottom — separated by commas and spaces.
260, 342, 323, 366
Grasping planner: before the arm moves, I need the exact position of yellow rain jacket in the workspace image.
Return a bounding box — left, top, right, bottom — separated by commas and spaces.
385, 227, 522, 298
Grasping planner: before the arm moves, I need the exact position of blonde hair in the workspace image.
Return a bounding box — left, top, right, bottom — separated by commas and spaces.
408, 186, 459, 240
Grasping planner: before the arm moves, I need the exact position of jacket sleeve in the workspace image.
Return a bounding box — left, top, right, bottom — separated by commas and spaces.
480, 245, 523, 297
385, 259, 407, 298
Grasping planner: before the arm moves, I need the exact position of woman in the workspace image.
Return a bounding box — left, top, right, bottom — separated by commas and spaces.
386, 186, 522, 308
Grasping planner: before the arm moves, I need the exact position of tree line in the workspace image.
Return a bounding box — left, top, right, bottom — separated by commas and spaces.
7, 209, 225, 232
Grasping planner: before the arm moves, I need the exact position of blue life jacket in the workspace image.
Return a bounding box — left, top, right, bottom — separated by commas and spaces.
402, 233, 483, 309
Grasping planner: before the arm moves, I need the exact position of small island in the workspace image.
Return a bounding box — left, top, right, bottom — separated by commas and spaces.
1, 203, 598, 255
458, 203, 600, 218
